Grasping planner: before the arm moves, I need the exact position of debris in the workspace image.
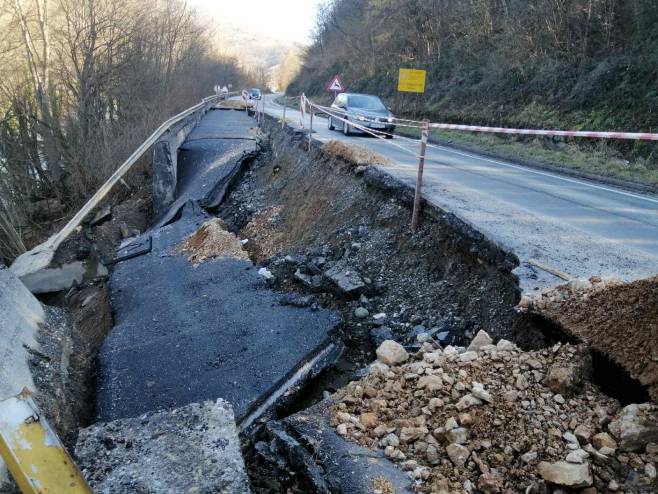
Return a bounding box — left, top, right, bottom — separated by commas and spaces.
370, 327, 393, 347
324, 263, 365, 296
608, 403, 658, 452
177, 218, 250, 264
91, 205, 112, 226
467, 329, 493, 351
76, 399, 251, 493
375, 340, 408, 366
258, 267, 274, 280
537, 461, 592, 488
354, 307, 370, 319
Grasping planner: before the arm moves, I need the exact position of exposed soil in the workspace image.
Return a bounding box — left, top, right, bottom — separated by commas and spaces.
535, 276, 658, 401
219, 121, 526, 368
322, 139, 393, 166
177, 217, 250, 264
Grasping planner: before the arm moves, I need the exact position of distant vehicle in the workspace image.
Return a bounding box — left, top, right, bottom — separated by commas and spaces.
328, 93, 395, 138
250, 88, 262, 100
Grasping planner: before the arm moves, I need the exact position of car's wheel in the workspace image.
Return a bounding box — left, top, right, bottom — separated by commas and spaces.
343, 118, 351, 136
328, 116, 335, 131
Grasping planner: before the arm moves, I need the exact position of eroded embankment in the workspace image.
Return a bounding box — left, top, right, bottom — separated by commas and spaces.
218, 121, 530, 361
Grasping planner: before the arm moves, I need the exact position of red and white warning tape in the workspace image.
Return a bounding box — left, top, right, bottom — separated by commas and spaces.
426, 123, 658, 141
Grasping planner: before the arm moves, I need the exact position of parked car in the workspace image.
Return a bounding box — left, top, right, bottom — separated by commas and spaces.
250, 88, 262, 100
328, 93, 395, 138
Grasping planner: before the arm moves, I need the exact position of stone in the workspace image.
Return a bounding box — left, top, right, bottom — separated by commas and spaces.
445, 417, 459, 430
418, 375, 442, 392
563, 432, 578, 444
75, 399, 250, 494
294, 269, 313, 287
566, 449, 589, 464
471, 382, 493, 403
574, 424, 593, 444
359, 412, 378, 429
436, 331, 450, 342
537, 461, 593, 488
258, 267, 274, 280
467, 330, 493, 351
337, 423, 348, 435
496, 339, 517, 352
376, 340, 409, 366
324, 263, 365, 295
459, 351, 478, 362
515, 374, 529, 390
381, 433, 399, 448
446, 443, 470, 466
354, 307, 369, 318
521, 451, 538, 463
546, 359, 590, 397
478, 472, 503, 493
645, 463, 656, 480
370, 326, 393, 347
608, 403, 658, 452
591, 432, 617, 451
456, 394, 483, 411
400, 426, 429, 443
445, 427, 469, 445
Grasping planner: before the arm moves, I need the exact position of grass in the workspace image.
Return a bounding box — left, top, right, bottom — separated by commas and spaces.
397, 126, 658, 188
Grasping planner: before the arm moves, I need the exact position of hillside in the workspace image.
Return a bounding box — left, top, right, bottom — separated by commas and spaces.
289, 0, 658, 183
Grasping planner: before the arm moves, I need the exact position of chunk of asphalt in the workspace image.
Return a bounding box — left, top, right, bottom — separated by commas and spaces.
75, 399, 250, 493
96, 206, 342, 423
258, 400, 415, 493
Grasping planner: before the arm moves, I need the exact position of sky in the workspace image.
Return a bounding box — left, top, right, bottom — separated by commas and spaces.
188, 0, 323, 44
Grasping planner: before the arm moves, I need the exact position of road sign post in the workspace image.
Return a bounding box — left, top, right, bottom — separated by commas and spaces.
282, 100, 286, 128
411, 119, 430, 231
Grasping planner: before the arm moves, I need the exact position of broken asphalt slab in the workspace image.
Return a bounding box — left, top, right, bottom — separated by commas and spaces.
97, 203, 342, 422
156, 109, 259, 226
76, 399, 251, 493
254, 399, 415, 493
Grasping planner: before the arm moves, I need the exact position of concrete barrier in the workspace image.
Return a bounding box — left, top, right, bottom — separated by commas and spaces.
0, 265, 45, 488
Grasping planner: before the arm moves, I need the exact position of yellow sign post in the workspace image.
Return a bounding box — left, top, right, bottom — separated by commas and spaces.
398, 68, 427, 93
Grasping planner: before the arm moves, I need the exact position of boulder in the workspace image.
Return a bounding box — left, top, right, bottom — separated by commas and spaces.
538, 461, 593, 488
446, 443, 470, 466
608, 403, 658, 452
467, 330, 493, 351
376, 340, 409, 366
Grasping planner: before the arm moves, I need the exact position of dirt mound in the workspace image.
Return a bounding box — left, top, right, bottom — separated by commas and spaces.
218, 99, 251, 110
534, 276, 658, 400
177, 218, 249, 264
331, 335, 657, 493
322, 139, 392, 166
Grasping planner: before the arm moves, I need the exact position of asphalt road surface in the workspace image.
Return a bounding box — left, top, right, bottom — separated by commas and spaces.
262, 93, 658, 293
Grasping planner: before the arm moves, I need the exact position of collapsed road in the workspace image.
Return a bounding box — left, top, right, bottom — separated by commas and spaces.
2, 99, 657, 493
263, 93, 658, 294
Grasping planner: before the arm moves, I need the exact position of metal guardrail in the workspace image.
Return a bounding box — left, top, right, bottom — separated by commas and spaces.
47, 94, 230, 252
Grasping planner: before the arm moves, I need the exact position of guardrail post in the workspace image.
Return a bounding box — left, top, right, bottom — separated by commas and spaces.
308, 108, 314, 152
411, 119, 430, 232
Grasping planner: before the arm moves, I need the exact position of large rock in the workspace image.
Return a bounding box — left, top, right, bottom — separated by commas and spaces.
538, 461, 593, 488
324, 263, 365, 296
546, 356, 591, 397
608, 403, 658, 452
376, 340, 409, 366
76, 399, 250, 493
467, 330, 493, 351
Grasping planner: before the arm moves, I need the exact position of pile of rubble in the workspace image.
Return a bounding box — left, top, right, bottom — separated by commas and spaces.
177, 218, 250, 264
331, 330, 658, 493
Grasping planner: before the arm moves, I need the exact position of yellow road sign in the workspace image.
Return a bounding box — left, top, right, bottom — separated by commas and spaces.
0, 390, 92, 494
398, 68, 427, 93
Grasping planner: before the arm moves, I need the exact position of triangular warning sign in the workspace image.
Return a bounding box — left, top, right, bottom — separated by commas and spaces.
326, 74, 345, 93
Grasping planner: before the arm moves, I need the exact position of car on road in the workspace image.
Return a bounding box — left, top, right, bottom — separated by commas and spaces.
328, 93, 395, 138
250, 88, 262, 100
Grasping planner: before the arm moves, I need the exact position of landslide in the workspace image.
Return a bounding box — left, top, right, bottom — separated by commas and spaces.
218, 121, 538, 368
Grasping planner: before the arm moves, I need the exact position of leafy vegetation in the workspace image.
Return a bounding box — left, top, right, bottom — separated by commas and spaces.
289, 0, 658, 185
